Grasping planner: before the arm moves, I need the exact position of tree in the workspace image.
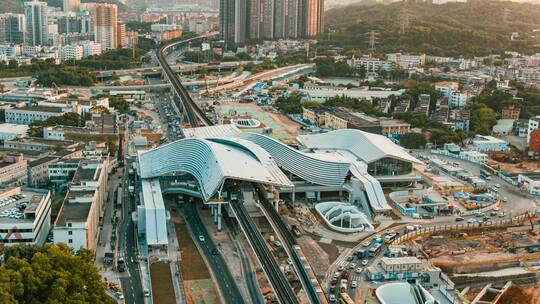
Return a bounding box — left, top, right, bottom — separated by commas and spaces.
274, 94, 303, 114
0, 244, 111, 303
470, 103, 497, 135
399, 133, 426, 149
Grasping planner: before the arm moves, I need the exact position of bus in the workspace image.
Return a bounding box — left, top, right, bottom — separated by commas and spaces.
480, 169, 492, 180
368, 243, 382, 257
339, 293, 354, 304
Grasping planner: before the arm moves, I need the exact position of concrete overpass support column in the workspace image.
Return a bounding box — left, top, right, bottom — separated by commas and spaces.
316, 191, 321, 201
213, 205, 218, 224
292, 190, 295, 203
217, 203, 222, 231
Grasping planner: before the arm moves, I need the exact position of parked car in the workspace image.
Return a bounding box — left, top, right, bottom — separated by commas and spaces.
351, 281, 358, 288
199, 235, 205, 242
361, 259, 369, 266
356, 267, 363, 273
455, 217, 464, 222
115, 292, 124, 300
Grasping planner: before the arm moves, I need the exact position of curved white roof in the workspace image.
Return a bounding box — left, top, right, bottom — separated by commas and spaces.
297, 129, 421, 164
138, 138, 293, 200
376, 282, 435, 304
242, 133, 352, 187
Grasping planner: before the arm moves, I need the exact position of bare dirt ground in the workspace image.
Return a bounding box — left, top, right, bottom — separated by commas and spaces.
172, 214, 211, 281
171, 211, 219, 304
297, 236, 331, 281
498, 284, 540, 304
150, 261, 176, 304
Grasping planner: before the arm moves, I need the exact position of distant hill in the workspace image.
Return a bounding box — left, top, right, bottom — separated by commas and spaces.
323, 0, 540, 56
0, 0, 128, 13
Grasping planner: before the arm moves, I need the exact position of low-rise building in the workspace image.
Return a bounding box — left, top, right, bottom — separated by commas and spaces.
380, 257, 423, 273
27, 156, 58, 187
493, 119, 515, 135
434, 81, 459, 99
527, 116, 540, 143
414, 94, 430, 115
393, 100, 410, 113
5, 106, 65, 124
0, 154, 27, 186
386, 53, 426, 68
53, 159, 109, 251
4, 137, 79, 152
48, 158, 81, 187
302, 107, 326, 126
0, 123, 28, 141
300, 83, 405, 102
0, 187, 52, 246
380, 118, 411, 139
471, 135, 509, 152
502, 105, 521, 120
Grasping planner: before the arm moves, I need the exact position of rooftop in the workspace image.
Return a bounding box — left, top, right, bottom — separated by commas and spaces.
0, 123, 29, 135
381, 256, 422, 265
0, 188, 49, 223
29, 156, 58, 167
55, 202, 92, 226
8, 106, 64, 113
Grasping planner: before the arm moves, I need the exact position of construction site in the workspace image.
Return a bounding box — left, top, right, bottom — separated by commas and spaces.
399, 212, 540, 303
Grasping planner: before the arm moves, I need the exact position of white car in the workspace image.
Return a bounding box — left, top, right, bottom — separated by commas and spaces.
361, 259, 369, 266
351, 281, 358, 288
356, 267, 363, 273
362, 240, 371, 247
329, 294, 336, 302
115, 292, 124, 300
198, 235, 205, 242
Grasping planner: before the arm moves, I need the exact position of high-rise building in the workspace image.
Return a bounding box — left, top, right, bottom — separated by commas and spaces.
0, 14, 26, 44
58, 13, 81, 34
220, 0, 323, 44
63, 0, 81, 13
117, 22, 126, 48
90, 3, 118, 50
305, 0, 323, 36
24, 0, 49, 46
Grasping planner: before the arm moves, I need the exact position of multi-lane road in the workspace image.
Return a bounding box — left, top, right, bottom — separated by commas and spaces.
118, 157, 144, 304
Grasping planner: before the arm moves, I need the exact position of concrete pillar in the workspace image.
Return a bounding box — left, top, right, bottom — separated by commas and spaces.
217, 203, 222, 231
213, 205, 218, 224
316, 191, 321, 201
274, 200, 279, 210
292, 190, 295, 203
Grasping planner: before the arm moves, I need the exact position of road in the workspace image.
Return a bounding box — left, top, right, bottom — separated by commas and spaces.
183, 202, 245, 304
118, 153, 144, 303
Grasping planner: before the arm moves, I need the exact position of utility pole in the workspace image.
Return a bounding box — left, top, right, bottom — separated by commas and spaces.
399, 4, 413, 35
366, 30, 379, 52
503, 8, 510, 24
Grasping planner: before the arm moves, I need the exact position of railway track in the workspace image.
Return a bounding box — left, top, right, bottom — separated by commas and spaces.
156, 34, 215, 127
